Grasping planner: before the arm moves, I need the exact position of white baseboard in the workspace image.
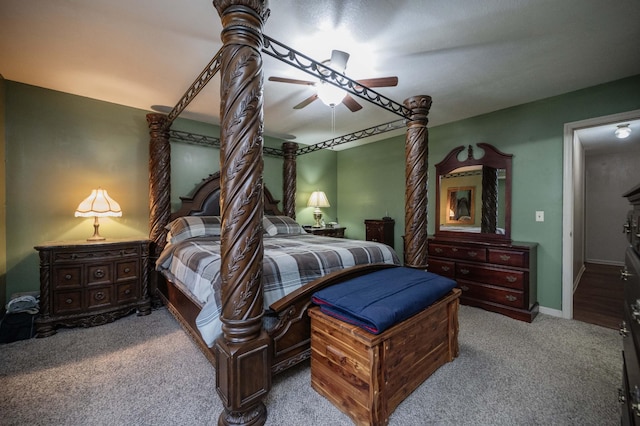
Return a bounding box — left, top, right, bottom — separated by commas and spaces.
539, 306, 563, 318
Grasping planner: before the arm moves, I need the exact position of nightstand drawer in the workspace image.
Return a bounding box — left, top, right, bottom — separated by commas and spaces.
87, 264, 112, 285
117, 282, 139, 303
116, 260, 139, 281
54, 290, 83, 314
54, 267, 82, 288
87, 286, 113, 309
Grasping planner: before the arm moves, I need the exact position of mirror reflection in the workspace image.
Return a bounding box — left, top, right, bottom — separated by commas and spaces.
434, 143, 512, 242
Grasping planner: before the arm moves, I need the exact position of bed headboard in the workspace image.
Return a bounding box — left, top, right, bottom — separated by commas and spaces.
170, 171, 284, 221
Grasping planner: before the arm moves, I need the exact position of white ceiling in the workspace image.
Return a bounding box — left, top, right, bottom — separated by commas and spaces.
1, 0, 639, 150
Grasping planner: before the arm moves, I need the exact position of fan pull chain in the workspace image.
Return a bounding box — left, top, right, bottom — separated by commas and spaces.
331, 106, 336, 134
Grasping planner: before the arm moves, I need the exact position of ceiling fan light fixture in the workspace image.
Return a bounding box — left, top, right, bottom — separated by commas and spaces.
317, 81, 346, 107
615, 124, 632, 139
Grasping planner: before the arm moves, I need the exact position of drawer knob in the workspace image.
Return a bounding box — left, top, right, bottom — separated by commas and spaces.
467, 251, 477, 257
620, 321, 629, 337
65, 274, 72, 280
460, 268, 470, 275
505, 295, 517, 302
621, 268, 632, 281
124, 289, 131, 295
65, 298, 73, 304
435, 248, 443, 254
94, 269, 105, 279
441, 266, 450, 272
460, 285, 469, 291
371, 238, 378, 242
619, 388, 626, 404
124, 267, 131, 273
631, 386, 640, 416
631, 300, 640, 324
505, 276, 517, 283
94, 291, 105, 301
500, 254, 511, 261
451, 248, 458, 252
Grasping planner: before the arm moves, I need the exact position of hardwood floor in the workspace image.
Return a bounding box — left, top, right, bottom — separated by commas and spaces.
573, 262, 624, 330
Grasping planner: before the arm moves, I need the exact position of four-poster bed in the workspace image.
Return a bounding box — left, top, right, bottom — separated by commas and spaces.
146, 1, 440, 425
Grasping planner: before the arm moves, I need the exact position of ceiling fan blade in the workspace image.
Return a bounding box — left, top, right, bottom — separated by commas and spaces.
293, 94, 319, 109
330, 50, 350, 72
268, 76, 316, 86
342, 94, 362, 112
355, 76, 399, 88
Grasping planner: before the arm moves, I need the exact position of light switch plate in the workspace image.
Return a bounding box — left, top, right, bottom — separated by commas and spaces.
536, 211, 544, 222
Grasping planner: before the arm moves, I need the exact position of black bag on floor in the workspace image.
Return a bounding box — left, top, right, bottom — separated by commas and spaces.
0, 312, 36, 343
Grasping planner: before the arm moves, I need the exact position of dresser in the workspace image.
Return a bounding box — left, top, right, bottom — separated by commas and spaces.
621, 183, 640, 425
34, 238, 151, 337
364, 218, 395, 248
303, 226, 346, 238
428, 237, 538, 322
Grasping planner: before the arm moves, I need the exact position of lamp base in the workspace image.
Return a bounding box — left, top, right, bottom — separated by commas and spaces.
313, 209, 323, 228
87, 217, 106, 241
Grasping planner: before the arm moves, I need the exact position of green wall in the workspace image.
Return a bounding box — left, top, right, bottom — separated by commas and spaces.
0, 76, 6, 310
338, 75, 640, 311
4, 75, 640, 312
2, 82, 292, 300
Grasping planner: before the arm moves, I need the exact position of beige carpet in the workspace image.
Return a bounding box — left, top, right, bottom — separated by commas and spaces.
0, 305, 620, 425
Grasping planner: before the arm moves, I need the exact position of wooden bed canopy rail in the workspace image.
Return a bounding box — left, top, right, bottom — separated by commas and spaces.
147, 1, 432, 425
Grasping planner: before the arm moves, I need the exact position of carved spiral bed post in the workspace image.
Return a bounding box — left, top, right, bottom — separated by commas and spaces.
146, 112, 171, 308
212, 1, 271, 426
282, 142, 298, 219
403, 95, 432, 269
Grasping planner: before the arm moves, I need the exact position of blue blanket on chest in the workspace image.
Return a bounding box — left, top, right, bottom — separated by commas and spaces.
311, 267, 456, 334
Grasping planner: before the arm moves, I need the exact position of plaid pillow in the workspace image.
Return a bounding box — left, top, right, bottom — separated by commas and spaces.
264, 215, 306, 235
166, 216, 222, 244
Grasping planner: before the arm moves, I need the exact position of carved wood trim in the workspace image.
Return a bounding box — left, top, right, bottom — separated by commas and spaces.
282, 142, 298, 219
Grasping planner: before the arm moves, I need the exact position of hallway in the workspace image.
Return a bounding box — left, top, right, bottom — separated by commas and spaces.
573, 262, 624, 330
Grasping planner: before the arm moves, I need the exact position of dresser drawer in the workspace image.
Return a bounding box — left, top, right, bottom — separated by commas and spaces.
429, 244, 487, 262
458, 280, 525, 309
488, 249, 527, 267
428, 259, 455, 278
457, 262, 526, 290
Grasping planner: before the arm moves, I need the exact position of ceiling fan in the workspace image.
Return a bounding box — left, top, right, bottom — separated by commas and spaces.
268, 49, 398, 112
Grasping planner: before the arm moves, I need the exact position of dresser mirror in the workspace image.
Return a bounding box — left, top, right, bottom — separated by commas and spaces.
434, 143, 512, 243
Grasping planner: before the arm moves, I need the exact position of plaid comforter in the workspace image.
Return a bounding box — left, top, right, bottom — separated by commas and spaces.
156, 234, 400, 346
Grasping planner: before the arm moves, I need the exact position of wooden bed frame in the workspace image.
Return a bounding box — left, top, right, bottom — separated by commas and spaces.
146, 2, 433, 425
153, 171, 400, 374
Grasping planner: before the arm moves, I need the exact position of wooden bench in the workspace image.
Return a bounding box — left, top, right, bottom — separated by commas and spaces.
309, 288, 461, 425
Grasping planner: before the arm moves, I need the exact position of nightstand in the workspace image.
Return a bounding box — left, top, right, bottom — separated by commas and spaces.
365, 218, 395, 248
34, 237, 151, 337
303, 226, 346, 238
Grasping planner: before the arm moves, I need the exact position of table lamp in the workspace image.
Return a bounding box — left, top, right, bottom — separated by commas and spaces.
75, 188, 122, 241
307, 190, 330, 228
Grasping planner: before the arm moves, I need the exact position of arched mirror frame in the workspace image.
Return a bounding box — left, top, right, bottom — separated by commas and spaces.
434, 143, 512, 244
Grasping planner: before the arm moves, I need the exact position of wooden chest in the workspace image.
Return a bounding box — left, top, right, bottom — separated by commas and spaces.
309, 288, 461, 426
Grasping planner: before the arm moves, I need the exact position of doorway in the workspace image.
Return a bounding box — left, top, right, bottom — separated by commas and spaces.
562, 109, 640, 320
